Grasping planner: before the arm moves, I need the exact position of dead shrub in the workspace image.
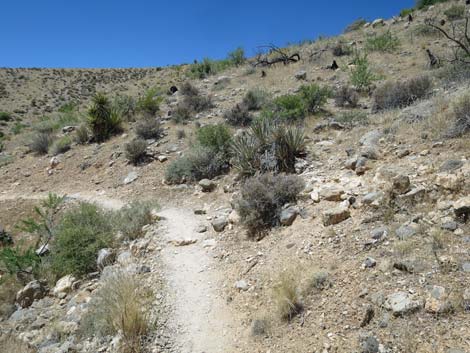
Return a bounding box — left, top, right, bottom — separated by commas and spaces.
445, 94, 470, 138
335, 86, 359, 108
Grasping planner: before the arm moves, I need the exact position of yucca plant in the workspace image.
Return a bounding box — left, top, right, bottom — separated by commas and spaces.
87, 93, 122, 142
231, 134, 260, 176
273, 125, 306, 173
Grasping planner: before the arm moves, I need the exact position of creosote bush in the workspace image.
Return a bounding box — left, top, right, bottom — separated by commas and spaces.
444, 4, 465, 20
373, 76, 432, 111
173, 82, 212, 123
87, 93, 122, 142
136, 88, 163, 117
236, 173, 304, 237
273, 94, 306, 121
74, 124, 89, 144
241, 89, 269, 111
49, 202, 113, 278
135, 118, 162, 140
125, 138, 148, 165
80, 269, 151, 353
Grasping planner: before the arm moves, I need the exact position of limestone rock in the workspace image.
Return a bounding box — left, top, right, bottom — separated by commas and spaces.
16, 280, 47, 308
384, 291, 422, 316
323, 204, 351, 226
199, 179, 216, 192
280, 207, 298, 226
212, 216, 228, 232
53, 275, 76, 298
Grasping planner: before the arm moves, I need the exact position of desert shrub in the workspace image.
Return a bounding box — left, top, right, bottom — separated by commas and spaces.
344, 18, 366, 33
136, 88, 163, 117
310, 270, 330, 290
224, 104, 253, 126
189, 58, 232, 79
373, 76, 432, 111
335, 111, 369, 126
228, 47, 246, 66
242, 89, 269, 111
176, 129, 186, 139
182, 93, 212, 113
273, 94, 306, 121
74, 124, 89, 144
50, 136, 71, 155
236, 173, 304, 237
0, 112, 12, 122
58, 102, 77, 113
135, 118, 162, 140
171, 105, 193, 124
298, 83, 332, 114
350, 52, 377, 90
80, 269, 151, 353
436, 64, 470, 85
446, 94, 470, 138
231, 118, 306, 176
0, 245, 40, 277
165, 146, 227, 184
272, 271, 303, 321
366, 31, 400, 52
0, 334, 36, 353
416, 0, 450, 9
413, 24, 441, 37
400, 8, 414, 17
12, 122, 27, 135
50, 203, 113, 277
180, 82, 200, 96
196, 124, 232, 155
87, 93, 122, 142
331, 42, 352, 57
444, 4, 465, 20
335, 86, 360, 107
113, 201, 154, 240
113, 95, 136, 121
125, 138, 147, 165
29, 132, 54, 155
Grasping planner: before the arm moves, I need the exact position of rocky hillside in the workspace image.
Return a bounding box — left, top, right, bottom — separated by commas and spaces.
0, 2, 469, 353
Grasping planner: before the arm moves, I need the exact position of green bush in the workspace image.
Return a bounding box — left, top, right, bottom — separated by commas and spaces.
50, 203, 114, 277
165, 146, 227, 184
189, 58, 231, 79
350, 52, 377, 90
136, 88, 163, 117
273, 94, 306, 121
196, 124, 232, 155
29, 132, 54, 155
400, 8, 414, 17
298, 84, 332, 114
74, 124, 89, 144
58, 102, 77, 113
365, 31, 400, 52
0, 112, 12, 122
416, 0, 450, 10
135, 118, 162, 140
50, 136, 71, 155
444, 5, 465, 21
236, 173, 304, 237
231, 118, 306, 176
172, 83, 212, 123
344, 18, 366, 33
113, 201, 154, 240
373, 76, 432, 111
125, 138, 147, 165
224, 104, 253, 127
0, 245, 40, 277
228, 47, 246, 66
87, 93, 122, 142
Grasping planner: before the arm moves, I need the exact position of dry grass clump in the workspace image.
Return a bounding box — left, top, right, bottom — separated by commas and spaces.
335, 86, 359, 108
446, 94, 470, 138
272, 270, 303, 321
135, 118, 162, 140
81, 269, 152, 353
0, 334, 36, 353
125, 138, 148, 165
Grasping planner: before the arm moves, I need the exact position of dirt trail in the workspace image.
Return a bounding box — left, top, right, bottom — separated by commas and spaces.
158, 208, 238, 353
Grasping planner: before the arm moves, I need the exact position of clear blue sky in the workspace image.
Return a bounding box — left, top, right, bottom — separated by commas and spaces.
1, 0, 414, 68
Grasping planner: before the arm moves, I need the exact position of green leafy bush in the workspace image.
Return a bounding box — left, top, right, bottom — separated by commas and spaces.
416, 0, 450, 10
400, 8, 414, 17
350, 52, 377, 90
444, 5, 465, 20
74, 124, 89, 144
0, 245, 40, 277
224, 104, 253, 126
50, 203, 114, 277
87, 93, 122, 142
113, 95, 136, 121
241, 89, 269, 111
273, 94, 306, 121
196, 124, 232, 155
113, 201, 154, 240
373, 76, 432, 111
50, 136, 71, 155
236, 173, 304, 237
135, 118, 162, 140
228, 47, 246, 66
125, 138, 148, 165
298, 84, 332, 114
366, 31, 400, 52
29, 132, 54, 155
189, 58, 231, 79
136, 88, 163, 117
0, 112, 12, 122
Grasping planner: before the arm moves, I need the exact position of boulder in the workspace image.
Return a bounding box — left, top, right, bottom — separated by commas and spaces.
294, 70, 307, 80
53, 275, 76, 298
16, 280, 47, 308
384, 291, 422, 316
392, 174, 411, 195
372, 18, 385, 27
319, 185, 345, 201
395, 225, 416, 240
280, 207, 298, 226
199, 179, 216, 192
322, 204, 351, 226
425, 285, 452, 314
212, 216, 228, 232
97, 248, 115, 270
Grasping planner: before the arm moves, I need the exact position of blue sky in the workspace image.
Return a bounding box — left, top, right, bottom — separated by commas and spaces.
1, 0, 414, 68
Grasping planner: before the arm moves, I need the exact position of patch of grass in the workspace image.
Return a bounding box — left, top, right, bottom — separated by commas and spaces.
436, 64, 470, 85
446, 93, 470, 138
0, 334, 36, 353
272, 270, 303, 321
373, 76, 432, 111
125, 138, 148, 165
188, 58, 232, 79
113, 94, 136, 121
413, 24, 441, 37
87, 93, 122, 142
444, 4, 465, 20
80, 269, 151, 353
366, 31, 400, 52
113, 201, 155, 240
49, 202, 114, 278
227, 47, 246, 66
0, 112, 12, 122
310, 270, 330, 291
335, 86, 360, 108
0, 276, 22, 318
335, 111, 369, 126
135, 118, 162, 140
173, 82, 212, 123
236, 173, 304, 237
11, 122, 27, 135
50, 136, 71, 155
416, 0, 449, 10
331, 42, 352, 57
400, 8, 414, 17
171, 105, 193, 124
241, 89, 269, 111
74, 124, 89, 144
224, 104, 253, 127
176, 129, 186, 139
344, 18, 366, 33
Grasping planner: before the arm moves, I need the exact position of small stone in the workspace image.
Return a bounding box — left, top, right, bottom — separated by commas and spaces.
441, 221, 458, 231
310, 191, 320, 203
363, 257, 377, 269
384, 291, 422, 316
235, 280, 249, 291
196, 224, 208, 233
319, 185, 345, 201
322, 204, 350, 226
392, 174, 411, 195
294, 70, 307, 80
123, 171, 138, 185
212, 216, 228, 232
157, 155, 168, 162
462, 262, 470, 272
395, 225, 416, 240
361, 335, 379, 353
280, 207, 298, 226
425, 285, 452, 314
53, 275, 76, 297
371, 227, 388, 240
439, 160, 463, 172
